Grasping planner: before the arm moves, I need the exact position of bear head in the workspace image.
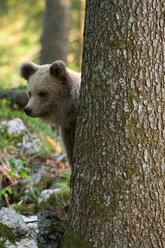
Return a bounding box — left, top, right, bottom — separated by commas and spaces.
19, 60, 80, 127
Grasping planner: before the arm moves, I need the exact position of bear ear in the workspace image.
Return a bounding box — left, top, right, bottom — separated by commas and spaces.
19, 61, 39, 80
50, 60, 66, 78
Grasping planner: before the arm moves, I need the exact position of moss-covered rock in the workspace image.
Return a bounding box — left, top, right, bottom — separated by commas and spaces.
0, 208, 38, 248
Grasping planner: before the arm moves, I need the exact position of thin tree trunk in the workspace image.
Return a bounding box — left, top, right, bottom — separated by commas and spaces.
63, 0, 165, 247
40, 0, 71, 64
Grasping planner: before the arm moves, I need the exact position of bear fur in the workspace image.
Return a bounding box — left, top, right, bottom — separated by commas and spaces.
19, 60, 81, 165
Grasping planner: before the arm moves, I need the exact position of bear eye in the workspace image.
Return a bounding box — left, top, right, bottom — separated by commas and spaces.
28, 92, 31, 98
39, 92, 47, 97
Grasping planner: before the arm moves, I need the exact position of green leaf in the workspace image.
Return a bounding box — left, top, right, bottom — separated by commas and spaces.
0, 187, 12, 195
8, 168, 16, 176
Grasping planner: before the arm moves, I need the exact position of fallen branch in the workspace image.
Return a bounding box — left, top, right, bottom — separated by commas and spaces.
0, 88, 28, 108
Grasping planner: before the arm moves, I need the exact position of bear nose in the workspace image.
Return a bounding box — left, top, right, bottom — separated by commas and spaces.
24, 107, 32, 115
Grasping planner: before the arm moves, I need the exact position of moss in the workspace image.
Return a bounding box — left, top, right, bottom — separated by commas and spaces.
127, 98, 134, 111
56, 187, 70, 202
0, 222, 21, 248
107, 25, 139, 52
128, 134, 138, 145
86, 189, 116, 222
85, 162, 139, 225
62, 228, 93, 248
108, 35, 126, 50
125, 164, 138, 178
12, 203, 35, 216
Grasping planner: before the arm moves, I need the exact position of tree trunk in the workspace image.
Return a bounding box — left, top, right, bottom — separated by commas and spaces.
40, 0, 71, 65
63, 0, 165, 247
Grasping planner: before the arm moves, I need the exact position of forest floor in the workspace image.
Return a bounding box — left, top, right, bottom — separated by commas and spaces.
0, 99, 70, 217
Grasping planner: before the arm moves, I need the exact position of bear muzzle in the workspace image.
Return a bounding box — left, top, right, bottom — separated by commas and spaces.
24, 107, 32, 116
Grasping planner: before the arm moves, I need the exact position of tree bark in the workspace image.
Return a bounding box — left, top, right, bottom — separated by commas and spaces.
63, 0, 165, 247
40, 0, 71, 65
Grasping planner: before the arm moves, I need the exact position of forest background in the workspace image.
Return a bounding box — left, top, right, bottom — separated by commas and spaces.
0, 0, 84, 215
0, 0, 84, 88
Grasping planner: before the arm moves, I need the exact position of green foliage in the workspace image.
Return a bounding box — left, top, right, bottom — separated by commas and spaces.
0, 99, 27, 120
0, 158, 30, 196
0, 187, 12, 196
34, 171, 71, 212
56, 187, 70, 203
0, 122, 23, 148
12, 169, 71, 215
0, 0, 84, 88
69, 0, 85, 70
55, 170, 71, 188
0, 100, 53, 137
9, 158, 30, 179
0, 0, 44, 88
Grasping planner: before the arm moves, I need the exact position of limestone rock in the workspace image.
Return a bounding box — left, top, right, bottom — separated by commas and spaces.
0, 208, 38, 248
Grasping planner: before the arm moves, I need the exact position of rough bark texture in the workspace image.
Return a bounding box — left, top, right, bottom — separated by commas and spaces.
64, 0, 165, 247
40, 0, 71, 65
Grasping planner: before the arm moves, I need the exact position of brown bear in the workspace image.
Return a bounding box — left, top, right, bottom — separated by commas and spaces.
19, 60, 81, 165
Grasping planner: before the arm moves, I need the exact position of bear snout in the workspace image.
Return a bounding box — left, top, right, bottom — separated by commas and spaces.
24, 107, 32, 116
